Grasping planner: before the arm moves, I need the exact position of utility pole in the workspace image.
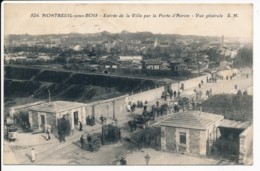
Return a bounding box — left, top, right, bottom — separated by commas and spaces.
48, 90, 51, 102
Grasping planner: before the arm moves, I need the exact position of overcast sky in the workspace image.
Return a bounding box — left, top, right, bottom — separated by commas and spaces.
4, 3, 252, 39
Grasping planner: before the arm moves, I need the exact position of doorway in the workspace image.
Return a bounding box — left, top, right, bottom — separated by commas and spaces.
40, 115, 45, 127
74, 111, 79, 125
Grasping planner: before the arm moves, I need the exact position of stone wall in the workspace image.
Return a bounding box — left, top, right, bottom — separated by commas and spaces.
85, 95, 128, 122
46, 112, 57, 133
161, 126, 166, 150
189, 129, 200, 154
199, 130, 207, 155
239, 125, 253, 164
165, 127, 176, 151
31, 111, 39, 130
128, 86, 164, 103
218, 69, 239, 78
171, 74, 211, 92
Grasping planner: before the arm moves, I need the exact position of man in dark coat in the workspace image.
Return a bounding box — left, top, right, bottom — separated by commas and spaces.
79, 121, 83, 131
86, 116, 90, 125
80, 135, 84, 149
87, 134, 92, 143
60, 116, 68, 142
169, 90, 173, 99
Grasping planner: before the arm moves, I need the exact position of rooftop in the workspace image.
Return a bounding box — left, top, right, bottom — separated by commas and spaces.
145, 58, 163, 65
218, 119, 250, 130
28, 101, 86, 113
161, 111, 224, 130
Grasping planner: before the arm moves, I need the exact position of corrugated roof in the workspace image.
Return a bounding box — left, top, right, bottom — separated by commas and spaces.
218, 119, 250, 130
28, 101, 86, 113
161, 111, 224, 130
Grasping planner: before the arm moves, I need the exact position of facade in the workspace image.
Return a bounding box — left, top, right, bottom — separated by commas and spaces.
170, 60, 188, 72
28, 101, 86, 132
118, 55, 143, 63
144, 59, 163, 70
100, 60, 119, 69
160, 111, 224, 156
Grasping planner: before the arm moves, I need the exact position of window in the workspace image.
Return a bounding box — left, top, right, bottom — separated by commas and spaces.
179, 132, 186, 145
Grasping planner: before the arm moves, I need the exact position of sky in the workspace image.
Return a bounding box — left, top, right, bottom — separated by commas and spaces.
4, 3, 253, 39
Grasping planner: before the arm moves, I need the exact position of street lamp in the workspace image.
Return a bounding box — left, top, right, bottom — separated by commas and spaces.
144, 153, 151, 165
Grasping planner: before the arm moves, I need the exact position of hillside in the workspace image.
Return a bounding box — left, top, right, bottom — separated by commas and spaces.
4, 66, 157, 109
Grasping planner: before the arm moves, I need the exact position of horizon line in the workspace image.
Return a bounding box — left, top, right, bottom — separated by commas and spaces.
5, 31, 252, 40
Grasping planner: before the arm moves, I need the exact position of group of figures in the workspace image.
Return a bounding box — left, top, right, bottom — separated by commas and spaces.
126, 100, 148, 113
161, 89, 181, 101
86, 115, 96, 126
128, 100, 169, 132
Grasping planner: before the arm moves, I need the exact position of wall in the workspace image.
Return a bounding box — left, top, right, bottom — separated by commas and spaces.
165, 126, 176, 151
189, 129, 200, 154
239, 125, 253, 164
9, 101, 46, 119
128, 86, 164, 103
218, 69, 239, 79
199, 130, 207, 155
46, 112, 56, 133
85, 95, 128, 123
162, 126, 204, 155
171, 74, 211, 92
29, 110, 39, 130
161, 126, 166, 150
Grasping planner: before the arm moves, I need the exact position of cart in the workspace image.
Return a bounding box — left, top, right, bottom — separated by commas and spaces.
7, 126, 17, 142
74, 133, 102, 152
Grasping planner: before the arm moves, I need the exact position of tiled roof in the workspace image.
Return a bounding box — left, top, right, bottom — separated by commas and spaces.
161, 111, 224, 130
28, 101, 86, 113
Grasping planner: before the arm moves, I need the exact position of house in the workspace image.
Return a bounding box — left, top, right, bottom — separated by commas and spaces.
8, 101, 47, 125
160, 111, 224, 156
118, 55, 143, 63
27, 101, 86, 133
100, 60, 119, 69
144, 58, 163, 70
169, 60, 188, 73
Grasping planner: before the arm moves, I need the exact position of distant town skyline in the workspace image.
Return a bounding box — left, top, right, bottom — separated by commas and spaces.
4, 4, 252, 40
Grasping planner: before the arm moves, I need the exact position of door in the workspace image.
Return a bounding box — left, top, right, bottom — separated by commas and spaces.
74, 111, 79, 125
40, 115, 45, 127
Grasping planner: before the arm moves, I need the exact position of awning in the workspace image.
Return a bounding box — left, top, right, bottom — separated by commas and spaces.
218, 119, 250, 130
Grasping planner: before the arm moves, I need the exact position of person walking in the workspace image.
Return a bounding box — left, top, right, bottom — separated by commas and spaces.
31, 147, 36, 163
46, 129, 51, 140
169, 90, 173, 99
173, 91, 177, 98
80, 135, 84, 149
79, 121, 83, 131
100, 115, 104, 124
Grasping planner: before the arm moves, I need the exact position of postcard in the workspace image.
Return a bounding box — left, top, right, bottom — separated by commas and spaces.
2, 1, 254, 167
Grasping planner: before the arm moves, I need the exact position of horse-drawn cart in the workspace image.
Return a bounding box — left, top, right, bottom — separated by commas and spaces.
74, 133, 102, 152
